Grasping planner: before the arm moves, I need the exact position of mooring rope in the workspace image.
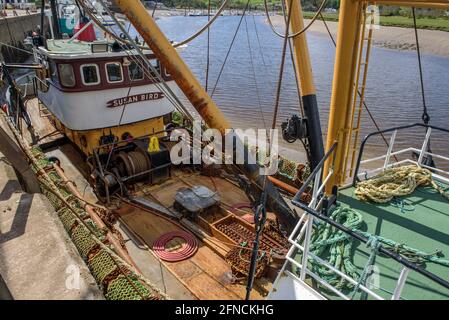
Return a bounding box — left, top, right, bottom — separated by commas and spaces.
355, 165, 449, 204
308, 203, 449, 292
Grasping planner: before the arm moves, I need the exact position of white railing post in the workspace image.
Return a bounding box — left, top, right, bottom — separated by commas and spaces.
312, 168, 322, 206
299, 168, 322, 280
418, 128, 432, 165
391, 267, 410, 300
299, 216, 313, 281
384, 130, 397, 169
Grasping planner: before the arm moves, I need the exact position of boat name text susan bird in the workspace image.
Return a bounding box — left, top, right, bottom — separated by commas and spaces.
106, 92, 165, 108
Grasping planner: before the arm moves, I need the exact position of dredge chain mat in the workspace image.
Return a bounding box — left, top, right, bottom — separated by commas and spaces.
30, 147, 165, 300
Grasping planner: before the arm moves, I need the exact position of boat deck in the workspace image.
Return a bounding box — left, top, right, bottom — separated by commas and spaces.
113, 171, 275, 300
19, 98, 283, 300
330, 184, 449, 300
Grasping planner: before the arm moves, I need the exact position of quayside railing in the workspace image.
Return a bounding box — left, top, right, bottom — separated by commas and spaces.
269, 125, 449, 300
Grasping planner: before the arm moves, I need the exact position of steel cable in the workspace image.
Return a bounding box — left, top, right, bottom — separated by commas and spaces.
264, 0, 327, 39
210, 0, 250, 97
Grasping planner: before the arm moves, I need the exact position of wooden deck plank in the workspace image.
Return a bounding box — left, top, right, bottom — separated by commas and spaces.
114, 204, 265, 300
140, 172, 252, 216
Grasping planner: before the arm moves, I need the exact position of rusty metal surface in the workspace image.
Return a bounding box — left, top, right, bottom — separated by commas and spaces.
225, 247, 269, 279
215, 218, 288, 256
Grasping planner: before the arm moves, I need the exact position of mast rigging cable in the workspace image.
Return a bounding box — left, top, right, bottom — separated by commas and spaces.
412, 7, 429, 125
80, 0, 230, 50
264, 0, 328, 39
210, 0, 250, 97
244, 16, 268, 131
205, 0, 211, 92
270, 0, 293, 131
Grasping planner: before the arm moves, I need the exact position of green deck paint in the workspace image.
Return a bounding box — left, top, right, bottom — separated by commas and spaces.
294, 183, 449, 300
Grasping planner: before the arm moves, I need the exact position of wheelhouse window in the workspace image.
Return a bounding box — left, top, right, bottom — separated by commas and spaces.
128, 61, 144, 81
58, 64, 75, 87
81, 64, 100, 86
105, 62, 123, 83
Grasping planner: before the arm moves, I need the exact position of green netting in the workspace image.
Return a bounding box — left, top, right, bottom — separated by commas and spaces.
26, 147, 165, 300
278, 157, 298, 180
255, 148, 310, 184
58, 208, 77, 232
106, 275, 152, 300
89, 249, 118, 285
71, 224, 98, 260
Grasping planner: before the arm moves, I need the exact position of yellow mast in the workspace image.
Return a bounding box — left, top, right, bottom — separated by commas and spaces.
324, 0, 449, 194
285, 0, 316, 96
115, 0, 230, 135
115, 0, 298, 231
285, 0, 324, 169
324, 0, 363, 192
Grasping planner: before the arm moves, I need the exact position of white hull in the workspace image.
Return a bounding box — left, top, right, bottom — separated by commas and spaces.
39, 83, 177, 131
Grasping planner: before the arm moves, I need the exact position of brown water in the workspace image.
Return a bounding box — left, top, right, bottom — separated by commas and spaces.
135, 16, 449, 166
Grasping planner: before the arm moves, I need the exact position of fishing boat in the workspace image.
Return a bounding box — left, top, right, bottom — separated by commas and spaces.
0, 0, 449, 301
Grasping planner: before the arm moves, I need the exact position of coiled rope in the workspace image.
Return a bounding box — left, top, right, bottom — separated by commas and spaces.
308, 165, 449, 291
355, 165, 449, 204
309, 204, 449, 292
309, 206, 362, 290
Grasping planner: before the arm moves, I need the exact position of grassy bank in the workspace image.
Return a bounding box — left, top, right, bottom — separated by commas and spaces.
303, 11, 449, 32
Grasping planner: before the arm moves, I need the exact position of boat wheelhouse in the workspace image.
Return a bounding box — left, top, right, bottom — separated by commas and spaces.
34, 39, 177, 154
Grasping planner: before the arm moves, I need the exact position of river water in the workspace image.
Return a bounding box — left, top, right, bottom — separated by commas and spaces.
135, 15, 449, 166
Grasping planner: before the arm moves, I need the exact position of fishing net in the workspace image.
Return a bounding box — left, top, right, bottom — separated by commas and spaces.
29, 146, 167, 300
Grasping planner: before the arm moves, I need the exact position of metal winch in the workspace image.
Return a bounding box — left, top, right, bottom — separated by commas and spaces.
92, 138, 171, 202
113, 140, 171, 184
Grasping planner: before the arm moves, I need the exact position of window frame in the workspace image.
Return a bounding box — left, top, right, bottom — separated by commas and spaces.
80, 63, 101, 86
105, 62, 124, 84
57, 63, 76, 88
49, 60, 58, 82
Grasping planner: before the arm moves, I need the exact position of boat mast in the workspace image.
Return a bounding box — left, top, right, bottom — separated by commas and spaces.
49, 0, 61, 39
323, 0, 449, 195
114, 0, 298, 232
285, 0, 324, 170
323, 0, 363, 193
